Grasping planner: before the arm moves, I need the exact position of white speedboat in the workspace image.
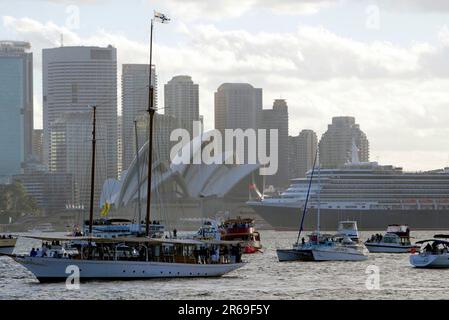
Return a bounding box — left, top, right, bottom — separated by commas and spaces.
365, 225, 418, 253
0, 235, 17, 255
410, 237, 449, 268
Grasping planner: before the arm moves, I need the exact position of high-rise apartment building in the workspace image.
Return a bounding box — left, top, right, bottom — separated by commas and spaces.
289, 129, 317, 179
319, 116, 369, 168
0, 41, 33, 177
261, 99, 289, 187
43, 45, 117, 180
164, 75, 199, 134
214, 83, 262, 132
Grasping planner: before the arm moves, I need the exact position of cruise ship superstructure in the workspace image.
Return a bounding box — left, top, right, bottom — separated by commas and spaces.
248, 162, 449, 230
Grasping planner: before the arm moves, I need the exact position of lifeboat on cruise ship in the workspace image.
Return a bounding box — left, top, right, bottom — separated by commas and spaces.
220, 217, 262, 254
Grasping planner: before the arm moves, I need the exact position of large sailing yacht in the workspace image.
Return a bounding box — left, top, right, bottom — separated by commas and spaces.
2, 13, 245, 282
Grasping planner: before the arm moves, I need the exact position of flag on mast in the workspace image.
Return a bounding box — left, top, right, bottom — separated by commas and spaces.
100, 202, 111, 217
154, 11, 171, 23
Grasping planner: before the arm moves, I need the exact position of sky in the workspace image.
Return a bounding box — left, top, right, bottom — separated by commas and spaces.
1, 0, 449, 171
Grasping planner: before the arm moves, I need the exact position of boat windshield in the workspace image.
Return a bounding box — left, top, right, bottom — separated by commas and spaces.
382, 234, 400, 244
339, 222, 357, 230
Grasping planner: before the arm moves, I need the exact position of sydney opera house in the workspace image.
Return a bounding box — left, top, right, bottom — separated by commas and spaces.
100, 131, 264, 230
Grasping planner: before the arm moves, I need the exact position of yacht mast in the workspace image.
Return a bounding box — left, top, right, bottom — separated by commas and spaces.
145, 19, 155, 237
296, 150, 318, 243
317, 153, 321, 234
134, 120, 142, 226
88, 105, 97, 236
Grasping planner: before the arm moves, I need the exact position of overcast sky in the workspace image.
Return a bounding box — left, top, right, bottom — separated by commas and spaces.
1, 0, 449, 171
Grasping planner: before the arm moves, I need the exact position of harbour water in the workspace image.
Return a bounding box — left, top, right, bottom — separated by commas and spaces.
1, 230, 449, 300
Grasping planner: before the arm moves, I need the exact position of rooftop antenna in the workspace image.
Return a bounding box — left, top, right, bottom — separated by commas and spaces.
60, 33, 64, 47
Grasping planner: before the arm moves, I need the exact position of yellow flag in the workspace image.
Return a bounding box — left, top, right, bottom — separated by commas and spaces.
100, 202, 111, 217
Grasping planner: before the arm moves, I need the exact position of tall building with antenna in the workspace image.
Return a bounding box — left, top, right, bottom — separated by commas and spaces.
43, 45, 118, 181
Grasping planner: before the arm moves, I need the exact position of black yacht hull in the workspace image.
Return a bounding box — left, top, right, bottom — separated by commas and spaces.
249, 204, 449, 230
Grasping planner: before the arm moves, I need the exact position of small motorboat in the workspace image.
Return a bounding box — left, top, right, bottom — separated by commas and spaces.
365, 225, 419, 253
192, 219, 221, 241
220, 217, 262, 254
410, 236, 449, 268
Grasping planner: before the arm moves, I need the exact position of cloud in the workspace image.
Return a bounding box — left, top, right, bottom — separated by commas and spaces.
151, 0, 339, 21
3, 15, 449, 170
378, 0, 449, 13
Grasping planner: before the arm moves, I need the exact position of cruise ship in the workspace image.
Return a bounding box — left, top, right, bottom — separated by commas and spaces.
247, 161, 449, 230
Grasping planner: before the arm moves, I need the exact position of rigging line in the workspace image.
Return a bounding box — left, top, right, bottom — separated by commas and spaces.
296, 148, 319, 244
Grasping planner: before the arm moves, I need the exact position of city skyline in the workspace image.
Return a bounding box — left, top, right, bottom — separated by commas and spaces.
1, 0, 449, 171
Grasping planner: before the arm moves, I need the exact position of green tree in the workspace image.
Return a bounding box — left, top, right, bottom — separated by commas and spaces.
0, 181, 40, 224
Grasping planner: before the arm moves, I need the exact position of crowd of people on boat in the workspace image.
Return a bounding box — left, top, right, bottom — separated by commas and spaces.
366, 234, 384, 243
223, 222, 253, 230
193, 244, 242, 264
29, 241, 71, 259
28, 240, 243, 265
422, 242, 448, 254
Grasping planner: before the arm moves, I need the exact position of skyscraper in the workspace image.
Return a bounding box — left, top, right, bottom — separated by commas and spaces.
261, 99, 289, 187
43, 45, 118, 180
214, 83, 262, 132
121, 64, 157, 171
49, 111, 108, 208
319, 116, 369, 168
117, 115, 122, 176
289, 129, 317, 179
164, 75, 199, 135
0, 41, 33, 178
32, 129, 44, 164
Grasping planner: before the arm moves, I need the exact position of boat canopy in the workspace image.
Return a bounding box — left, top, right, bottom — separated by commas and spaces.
386, 224, 410, 236
21, 235, 241, 245
415, 239, 449, 245
224, 218, 254, 224
434, 234, 449, 239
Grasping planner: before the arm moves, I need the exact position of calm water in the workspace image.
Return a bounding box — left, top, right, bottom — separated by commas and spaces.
1, 230, 449, 300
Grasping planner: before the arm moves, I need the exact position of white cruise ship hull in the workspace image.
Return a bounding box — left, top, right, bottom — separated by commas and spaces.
410, 253, 449, 268
13, 256, 245, 282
